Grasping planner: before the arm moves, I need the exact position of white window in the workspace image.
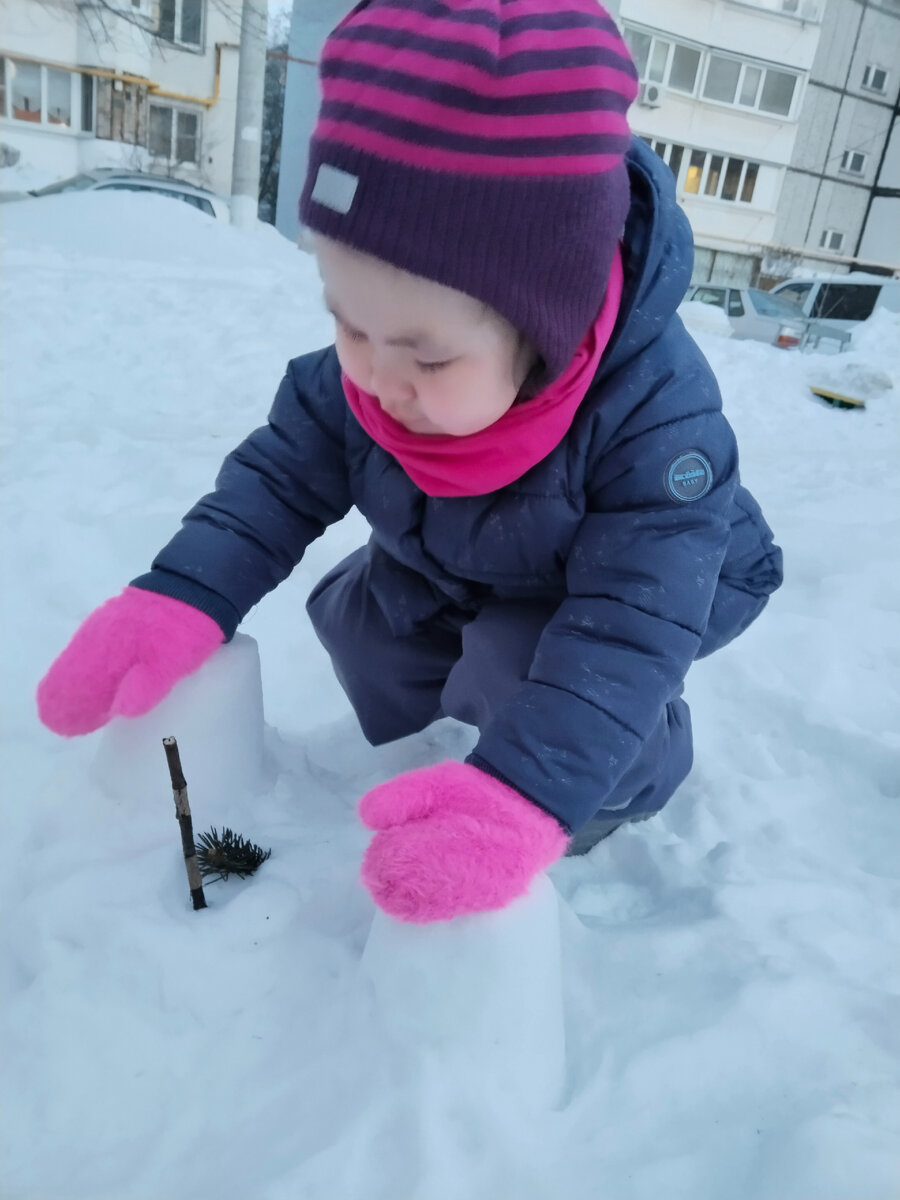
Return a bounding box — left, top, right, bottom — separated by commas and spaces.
149, 104, 201, 163
1, 58, 93, 131
702, 54, 798, 116
861, 64, 888, 94
680, 146, 760, 204
157, 0, 204, 48
840, 150, 867, 176
623, 28, 702, 95
819, 229, 845, 252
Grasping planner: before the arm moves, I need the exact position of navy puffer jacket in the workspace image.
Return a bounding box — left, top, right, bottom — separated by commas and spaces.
134, 139, 782, 829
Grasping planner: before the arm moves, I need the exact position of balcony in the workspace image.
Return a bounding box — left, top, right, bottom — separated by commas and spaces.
725, 0, 823, 21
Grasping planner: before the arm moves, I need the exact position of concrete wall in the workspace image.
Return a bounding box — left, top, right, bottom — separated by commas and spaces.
275, 0, 355, 243
772, 0, 900, 271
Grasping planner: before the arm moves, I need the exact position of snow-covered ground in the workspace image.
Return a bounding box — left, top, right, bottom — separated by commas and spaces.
1, 193, 898, 1200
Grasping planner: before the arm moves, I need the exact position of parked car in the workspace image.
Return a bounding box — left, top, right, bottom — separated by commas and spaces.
682, 284, 807, 348
769, 272, 900, 333
20, 169, 230, 221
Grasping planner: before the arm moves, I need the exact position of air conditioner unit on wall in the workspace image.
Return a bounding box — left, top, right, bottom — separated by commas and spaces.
638, 82, 665, 108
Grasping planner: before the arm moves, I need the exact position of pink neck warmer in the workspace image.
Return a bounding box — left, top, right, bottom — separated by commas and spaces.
342, 246, 623, 498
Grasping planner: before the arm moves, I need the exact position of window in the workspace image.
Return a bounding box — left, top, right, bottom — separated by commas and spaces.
759, 69, 797, 116
623, 27, 700, 94
2, 59, 92, 130
775, 281, 813, 307
819, 229, 845, 252
684, 149, 706, 194
11, 59, 41, 122
157, 0, 203, 47
727, 291, 745, 317
175, 111, 199, 163
741, 163, 759, 202
669, 45, 701, 93
840, 150, 867, 175
862, 64, 888, 93
704, 55, 741, 103
811, 284, 879, 321
47, 68, 71, 126
148, 103, 201, 163
81, 74, 94, 132
692, 287, 727, 309
702, 54, 797, 116
677, 147, 760, 203
705, 154, 724, 195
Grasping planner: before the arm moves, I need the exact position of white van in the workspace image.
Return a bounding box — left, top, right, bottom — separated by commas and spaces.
770, 273, 900, 331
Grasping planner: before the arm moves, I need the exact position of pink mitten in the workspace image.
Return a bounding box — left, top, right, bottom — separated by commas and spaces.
359, 760, 568, 923
37, 587, 224, 736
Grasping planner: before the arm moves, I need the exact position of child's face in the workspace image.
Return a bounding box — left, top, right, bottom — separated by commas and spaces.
315, 236, 533, 437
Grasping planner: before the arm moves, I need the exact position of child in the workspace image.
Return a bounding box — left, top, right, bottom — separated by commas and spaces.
37, 0, 783, 923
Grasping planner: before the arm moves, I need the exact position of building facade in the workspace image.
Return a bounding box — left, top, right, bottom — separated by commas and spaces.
0, 0, 242, 195
619, 0, 825, 284
771, 0, 900, 275
275, 0, 355, 243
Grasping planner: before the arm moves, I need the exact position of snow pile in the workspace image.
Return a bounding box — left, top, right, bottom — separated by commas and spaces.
1, 193, 899, 1200
677, 297, 733, 338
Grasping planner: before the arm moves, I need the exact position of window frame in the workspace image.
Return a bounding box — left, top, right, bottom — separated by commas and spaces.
0, 58, 94, 132
623, 27, 703, 96
651, 139, 761, 205
157, 0, 204, 50
624, 24, 799, 118
148, 101, 202, 165
819, 229, 845, 252
839, 149, 867, 176
861, 64, 888, 94
702, 52, 798, 117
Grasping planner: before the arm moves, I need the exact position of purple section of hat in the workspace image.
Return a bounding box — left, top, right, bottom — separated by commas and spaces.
301, 139, 630, 384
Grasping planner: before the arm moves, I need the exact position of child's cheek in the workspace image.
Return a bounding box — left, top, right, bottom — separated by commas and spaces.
335, 336, 368, 389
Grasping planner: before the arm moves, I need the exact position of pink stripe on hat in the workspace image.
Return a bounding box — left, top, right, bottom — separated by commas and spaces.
324, 79, 629, 145
301, 0, 638, 387
314, 118, 625, 176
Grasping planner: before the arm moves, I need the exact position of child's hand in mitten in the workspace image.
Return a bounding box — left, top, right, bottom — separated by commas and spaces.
359, 761, 568, 923
37, 587, 224, 736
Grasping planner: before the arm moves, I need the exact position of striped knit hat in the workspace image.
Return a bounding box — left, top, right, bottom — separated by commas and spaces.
300, 0, 638, 385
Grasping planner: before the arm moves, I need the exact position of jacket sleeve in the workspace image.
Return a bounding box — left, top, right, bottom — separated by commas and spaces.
469, 337, 739, 832
131, 348, 353, 638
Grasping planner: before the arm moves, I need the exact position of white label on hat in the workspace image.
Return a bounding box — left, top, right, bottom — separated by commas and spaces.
311, 164, 358, 215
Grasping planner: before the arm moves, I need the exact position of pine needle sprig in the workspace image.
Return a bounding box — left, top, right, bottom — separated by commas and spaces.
194, 827, 272, 883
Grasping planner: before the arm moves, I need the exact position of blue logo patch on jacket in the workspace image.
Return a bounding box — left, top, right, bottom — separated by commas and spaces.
665, 451, 713, 502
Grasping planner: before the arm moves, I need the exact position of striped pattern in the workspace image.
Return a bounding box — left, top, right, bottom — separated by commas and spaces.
316, 0, 638, 177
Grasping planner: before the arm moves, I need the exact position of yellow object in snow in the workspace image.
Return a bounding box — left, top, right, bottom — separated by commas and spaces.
810, 386, 866, 410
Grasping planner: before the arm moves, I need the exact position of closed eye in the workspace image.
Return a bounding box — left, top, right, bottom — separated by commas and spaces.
339, 322, 367, 344
417, 359, 454, 373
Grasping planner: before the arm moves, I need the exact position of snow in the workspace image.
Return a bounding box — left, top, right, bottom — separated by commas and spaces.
1, 191, 899, 1200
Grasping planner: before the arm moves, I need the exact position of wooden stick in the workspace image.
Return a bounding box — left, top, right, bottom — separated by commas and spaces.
162, 737, 207, 911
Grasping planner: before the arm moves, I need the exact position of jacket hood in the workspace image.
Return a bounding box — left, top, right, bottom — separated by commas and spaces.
600, 137, 695, 378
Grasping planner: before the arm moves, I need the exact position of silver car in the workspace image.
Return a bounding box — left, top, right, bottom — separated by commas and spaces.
684, 284, 807, 348
19, 169, 230, 221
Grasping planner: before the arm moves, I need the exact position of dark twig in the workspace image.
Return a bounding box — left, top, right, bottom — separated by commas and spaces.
162, 737, 207, 911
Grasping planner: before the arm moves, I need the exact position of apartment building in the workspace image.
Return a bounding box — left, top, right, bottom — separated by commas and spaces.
771, 0, 900, 274
0, 0, 242, 195
618, 0, 825, 284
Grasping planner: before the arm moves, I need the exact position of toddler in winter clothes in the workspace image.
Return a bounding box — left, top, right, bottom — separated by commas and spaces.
37, 0, 783, 922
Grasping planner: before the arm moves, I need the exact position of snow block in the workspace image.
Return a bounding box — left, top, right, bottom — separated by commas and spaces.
361, 872, 566, 1110
90, 633, 268, 811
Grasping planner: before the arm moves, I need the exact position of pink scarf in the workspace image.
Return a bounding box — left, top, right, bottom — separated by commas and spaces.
342, 246, 623, 498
